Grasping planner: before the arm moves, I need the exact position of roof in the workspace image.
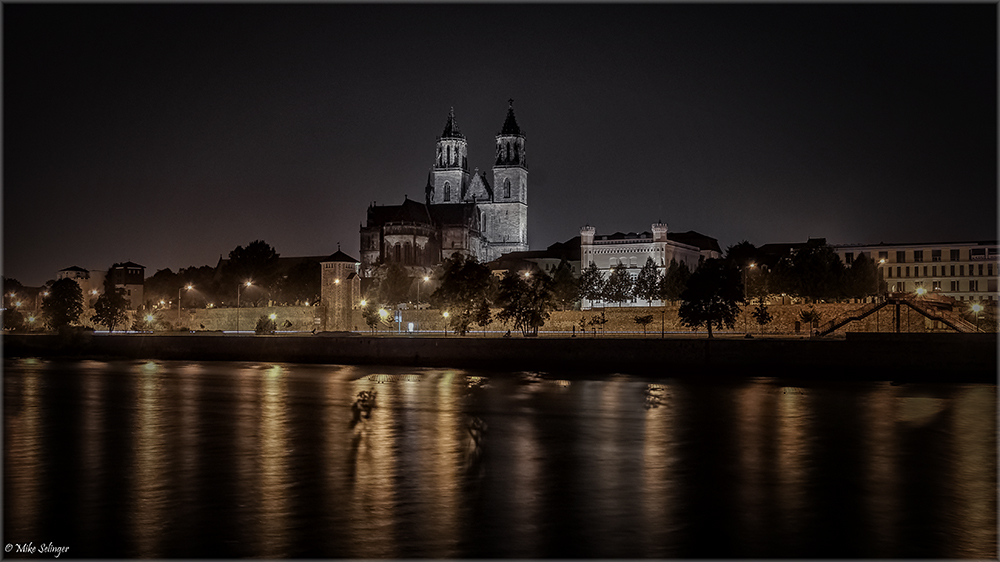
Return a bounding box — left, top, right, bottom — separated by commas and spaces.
324, 250, 359, 263
498, 99, 523, 136
366, 197, 434, 226
59, 266, 89, 273
111, 261, 145, 269
667, 231, 723, 255
440, 107, 464, 139
832, 240, 999, 249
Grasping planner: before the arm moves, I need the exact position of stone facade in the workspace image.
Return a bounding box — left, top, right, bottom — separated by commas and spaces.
320, 250, 361, 331
360, 101, 528, 276
580, 224, 722, 309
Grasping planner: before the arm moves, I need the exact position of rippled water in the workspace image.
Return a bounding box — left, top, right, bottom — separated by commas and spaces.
4, 358, 996, 558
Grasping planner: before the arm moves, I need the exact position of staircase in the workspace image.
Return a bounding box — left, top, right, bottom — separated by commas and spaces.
818, 295, 979, 336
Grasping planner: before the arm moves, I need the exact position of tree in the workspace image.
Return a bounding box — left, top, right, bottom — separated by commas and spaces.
771, 243, 847, 302
578, 262, 605, 304
602, 263, 633, 306
143, 268, 179, 308
373, 262, 412, 307
658, 259, 691, 304
750, 296, 773, 335
496, 270, 556, 336
550, 259, 580, 310
588, 311, 608, 336
633, 314, 654, 335
222, 240, 280, 304
724, 240, 759, 269
277, 260, 321, 305
429, 255, 494, 335
42, 278, 84, 330
360, 302, 387, 333
634, 257, 661, 305
92, 287, 130, 332
678, 259, 744, 338
845, 254, 879, 300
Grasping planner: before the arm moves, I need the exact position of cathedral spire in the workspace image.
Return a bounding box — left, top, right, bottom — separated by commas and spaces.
441, 107, 464, 139
499, 99, 522, 136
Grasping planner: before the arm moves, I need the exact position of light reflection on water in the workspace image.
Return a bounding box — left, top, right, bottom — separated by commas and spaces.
3, 359, 996, 558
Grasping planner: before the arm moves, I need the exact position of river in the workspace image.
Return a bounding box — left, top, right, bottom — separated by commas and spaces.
3, 358, 996, 558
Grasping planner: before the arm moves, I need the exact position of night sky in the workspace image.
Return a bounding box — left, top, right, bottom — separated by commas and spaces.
4, 3, 997, 286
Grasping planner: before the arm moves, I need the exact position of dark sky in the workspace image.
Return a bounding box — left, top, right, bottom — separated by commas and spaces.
4, 3, 997, 286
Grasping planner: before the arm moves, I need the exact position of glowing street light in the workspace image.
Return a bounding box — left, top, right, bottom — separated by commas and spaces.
145, 314, 155, 333
971, 302, 983, 332
178, 284, 193, 324
442, 310, 449, 336
236, 280, 252, 334
417, 275, 430, 309
360, 299, 367, 307
915, 287, 927, 296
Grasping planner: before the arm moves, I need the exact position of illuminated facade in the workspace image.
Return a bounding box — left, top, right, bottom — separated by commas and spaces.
579, 224, 721, 309
833, 241, 999, 302
320, 250, 361, 331
360, 102, 528, 276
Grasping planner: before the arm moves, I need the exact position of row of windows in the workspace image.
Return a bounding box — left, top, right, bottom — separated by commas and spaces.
887, 263, 995, 278
891, 280, 988, 293
846, 248, 997, 264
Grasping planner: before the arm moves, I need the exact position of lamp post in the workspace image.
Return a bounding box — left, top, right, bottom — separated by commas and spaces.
971, 303, 983, 332
443, 311, 449, 336
743, 263, 756, 335
875, 258, 885, 332
178, 284, 193, 325
36, 291, 48, 314
417, 275, 430, 309
236, 281, 252, 334
660, 308, 665, 339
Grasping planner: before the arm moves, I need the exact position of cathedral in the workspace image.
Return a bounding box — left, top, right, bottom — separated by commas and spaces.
359, 101, 528, 276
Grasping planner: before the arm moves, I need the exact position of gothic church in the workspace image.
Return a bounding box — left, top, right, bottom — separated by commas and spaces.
360, 101, 528, 276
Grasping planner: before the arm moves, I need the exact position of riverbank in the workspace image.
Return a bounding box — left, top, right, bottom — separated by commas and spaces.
4, 332, 996, 382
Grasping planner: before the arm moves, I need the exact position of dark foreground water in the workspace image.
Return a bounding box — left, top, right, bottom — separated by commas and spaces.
4, 359, 996, 558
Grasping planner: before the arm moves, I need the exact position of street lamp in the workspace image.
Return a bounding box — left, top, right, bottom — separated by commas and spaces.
178, 284, 193, 325
743, 263, 756, 335
875, 258, 886, 331
971, 302, 983, 332
236, 281, 252, 334
145, 314, 155, 333
915, 287, 927, 297
36, 291, 48, 313
442, 311, 449, 336
417, 275, 429, 309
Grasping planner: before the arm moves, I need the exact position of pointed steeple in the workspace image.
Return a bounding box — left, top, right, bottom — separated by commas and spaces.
441, 107, 464, 139
499, 98, 522, 136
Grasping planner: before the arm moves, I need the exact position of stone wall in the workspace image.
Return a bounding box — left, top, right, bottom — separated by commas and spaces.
72, 301, 988, 335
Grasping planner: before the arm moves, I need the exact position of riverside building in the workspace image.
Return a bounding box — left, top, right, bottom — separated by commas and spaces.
580, 224, 721, 309
833, 240, 999, 302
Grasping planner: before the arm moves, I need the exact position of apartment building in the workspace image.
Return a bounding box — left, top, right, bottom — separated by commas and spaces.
834, 241, 998, 302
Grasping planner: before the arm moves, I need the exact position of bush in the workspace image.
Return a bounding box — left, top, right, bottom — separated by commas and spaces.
255, 315, 276, 334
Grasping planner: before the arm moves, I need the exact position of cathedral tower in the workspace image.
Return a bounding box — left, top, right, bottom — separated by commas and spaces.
482, 99, 528, 260
427, 108, 469, 205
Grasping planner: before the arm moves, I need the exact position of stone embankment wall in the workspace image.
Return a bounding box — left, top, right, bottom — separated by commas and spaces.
76, 302, 987, 335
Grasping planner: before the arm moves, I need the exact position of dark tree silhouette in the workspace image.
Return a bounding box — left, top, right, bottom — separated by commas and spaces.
658, 259, 691, 304
92, 287, 130, 332
42, 278, 84, 330
429, 255, 494, 335
678, 259, 744, 338
551, 259, 580, 310
634, 257, 661, 305
496, 270, 556, 336
602, 263, 633, 306
578, 262, 605, 304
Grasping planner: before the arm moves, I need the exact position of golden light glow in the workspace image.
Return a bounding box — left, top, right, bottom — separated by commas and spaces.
378, 308, 389, 319
269, 313, 277, 321
145, 314, 155, 323
915, 287, 927, 296
423, 276, 430, 282
443, 311, 450, 318
360, 299, 367, 307
245, 281, 252, 287
971, 303, 983, 313
335, 279, 341, 284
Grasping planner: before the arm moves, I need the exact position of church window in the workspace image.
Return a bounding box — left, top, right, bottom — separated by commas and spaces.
504, 178, 511, 198
506, 142, 511, 161
444, 182, 451, 202
447, 145, 452, 166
